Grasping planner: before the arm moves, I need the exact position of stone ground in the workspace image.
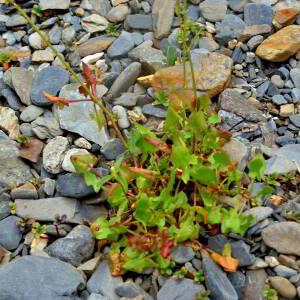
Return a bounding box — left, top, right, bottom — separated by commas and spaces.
0, 0, 300, 299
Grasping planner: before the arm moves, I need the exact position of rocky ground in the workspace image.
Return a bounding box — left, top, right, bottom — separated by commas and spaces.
1, 0, 300, 299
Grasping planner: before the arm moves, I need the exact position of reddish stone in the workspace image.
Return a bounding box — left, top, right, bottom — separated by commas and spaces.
19, 137, 44, 163
273, 8, 300, 28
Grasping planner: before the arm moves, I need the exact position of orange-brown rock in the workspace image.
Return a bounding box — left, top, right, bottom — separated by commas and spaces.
256, 25, 300, 62
149, 52, 233, 105
273, 8, 300, 28
19, 137, 44, 163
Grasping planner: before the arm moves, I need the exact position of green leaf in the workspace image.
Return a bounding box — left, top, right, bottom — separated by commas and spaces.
93, 217, 127, 241
199, 189, 216, 207
248, 154, 266, 181
221, 208, 255, 236
208, 114, 221, 125
208, 152, 231, 169
207, 206, 222, 224
255, 185, 274, 199
191, 165, 218, 185
153, 91, 169, 107
198, 95, 211, 111
164, 107, 183, 134
166, 46, 177, 66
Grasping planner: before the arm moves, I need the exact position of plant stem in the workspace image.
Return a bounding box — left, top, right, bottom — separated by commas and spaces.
6, 0, 127, 147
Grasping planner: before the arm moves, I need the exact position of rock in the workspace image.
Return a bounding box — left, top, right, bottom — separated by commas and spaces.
48, 24, 63, 44
0, 256, 85, 300
46, 225, 94, 267
274, 265, 298, 277
62, 148, 91, 173
215, 15, 246, 44
43, 178, 56, 196
0, 106, 20, 140
171, 245, 195, 264
128, 41, 166, 73
243, 206, 273, 225
82, 14, 109, 33
74, 137, 92, 150
244, 3, 273, 26
157, 278, 204, 300
0, 139, 33, 188
126, 14, 153, 30
0, 216, 22, 250
107, 31, 135, 59
32, 50, 55, 62
202, 251, 238, 300
228, 0, 248, 12
1, 89, 22, 111
56, 84, 109, 145
19, 137, 44, 163
265, 144, 300, 174
256, 25, 300, 62
40, 0, 70, 10
78, 36, 115, 57
6, 67, 33, 105
115, 281, 152, 299
20, 105, 43, 122
62, 26, 76, 43
152, 52, 233, 99
280, 103, 295, 117
247, 35, 264, 50
43, 136, 69, 174
0, 196, 11, 221
289, 114, 300, 127
269, 276, 297, 299
291, 88, 300, 103
273, 8, 300, 28
262, 222, 300, 255
107, 4, 130, 23
198, 36, 219, 51
231, 241, 255, 267
272, 94, 287, 105
101, 138, 126, 160
142, 104, 167, 118
152, 0, 176, 39
56, 173, 95, 198
6, 14, 27, 27
11, 182, 38, 200
87, 260, 123, 300
228, 272, 246, 298
28, 32, 47, 50
290, 68, 300, 88
106, 62, 141, 100
219, 88, 265, 122
31, 115, 63, 139
15, 197, 106, 223
242, 270, 267, 300
112, 105, 130, 128
223, 138, 249, 170
88, 294, 109, 300
199, 0, 227, 22
239, 24, 272, 42
31, 66, 70, 107
77, 255, 101, 275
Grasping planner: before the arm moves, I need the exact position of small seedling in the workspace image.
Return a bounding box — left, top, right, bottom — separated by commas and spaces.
105, 23, 120, 37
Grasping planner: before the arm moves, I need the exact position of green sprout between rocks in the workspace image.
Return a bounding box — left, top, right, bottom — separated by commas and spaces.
105, 23, 121, 37
262, 284, 278, 300
7, 0, 278, 278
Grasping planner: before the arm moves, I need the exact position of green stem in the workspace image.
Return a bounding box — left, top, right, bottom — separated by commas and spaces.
6, 0, 127, 147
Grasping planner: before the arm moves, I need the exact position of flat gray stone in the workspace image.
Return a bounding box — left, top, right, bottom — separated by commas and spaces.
56, 83, 109, 145
0, 255, 85, 300
107, 31, 135, 59
199, 0, 228, 22
40, 0, 71, 10
0, 216, 22, 250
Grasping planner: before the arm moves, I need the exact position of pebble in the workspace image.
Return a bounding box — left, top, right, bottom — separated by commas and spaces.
0, 216, 22, 250
272, 95, 287, 105
112, 105, 130, 128
274, 265, 298, 277
171, 245, 195, 264
199, 0, 228, 22
20, 105, 44, 122
82, 14, 109, 33
101, 138, 126, 160
290, 68, 300, 88
107, 4, 129, 23
126, 14, 153, 30
62, 148, 91, 173
107, 31, 135, 59
244, 3, 273, 26
269, 276, 297, 299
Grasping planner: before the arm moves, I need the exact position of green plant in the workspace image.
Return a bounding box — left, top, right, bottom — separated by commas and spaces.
0, 52, 13, 65
15, 135, 29, 145
31, 4, 43, 17
194, 270, 205, 283
262, 285, 278, 300
31, 222, 47, 238
165, 46, 177, 66
196, 290, 210, 300
105, 23, 120, 37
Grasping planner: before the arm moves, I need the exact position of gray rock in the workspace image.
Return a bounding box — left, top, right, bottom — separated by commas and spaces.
243, 206, 273, 225
40, 0, 71, 10
5, 67, 33, 105
142, 104, 167, 118
290, 69, 300, 88
244, 3, 273, 26
88, 294, 109, 300
87, 260, 123, 300
56, 173, 95, 198
272, 95, 287, 105
0, 139, 33, 188
274, 265, 298, 278
171, 245, 195, 264
262, 222, 300, 255
0, 216, 22, 250
107, 4, 129, 23
242, 270, 267, 300
199, 0, 227, 22
228, 271, 246, 298
231, 240, 255, 267
0, 255, 85, 300
215, 15, 246, 44
106, 62, 141, 100
101, 138, 126, 160
112, 105, 130, 128
32, 115, 63, 139
28, 32, 46, 50
43, 136, 69, 174
107, 31, 135, 59
198, 36, 219, 51
20, 105, 44, 122
128, 41, 166, 73
219, 88, 265, 122
202, 251, 238, 300
62, 26, 76, 43
56, 84, 109, 145
289, 114, 300, 127
228, 0, 248, 12
82, 14, 108, 33
291, 88, 300, 103
115, 281, 152, 299
152, 0, 176, 39
208, 235, 228, 254
46, 225, 95, 267
78, 36, 115, 57
1, 88, 22, 111
43, 178, 56, 196
113, 92, 141, 107
6, 14, 27, 27
247, 35, 264, 50
0, 195, 11, 221
157, 278, 205, 300
126, 14, 153, 30
265, 144, 300, 175
31, 66, 70, 107
49, 24, 63, 45
80, 0, 111, 15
